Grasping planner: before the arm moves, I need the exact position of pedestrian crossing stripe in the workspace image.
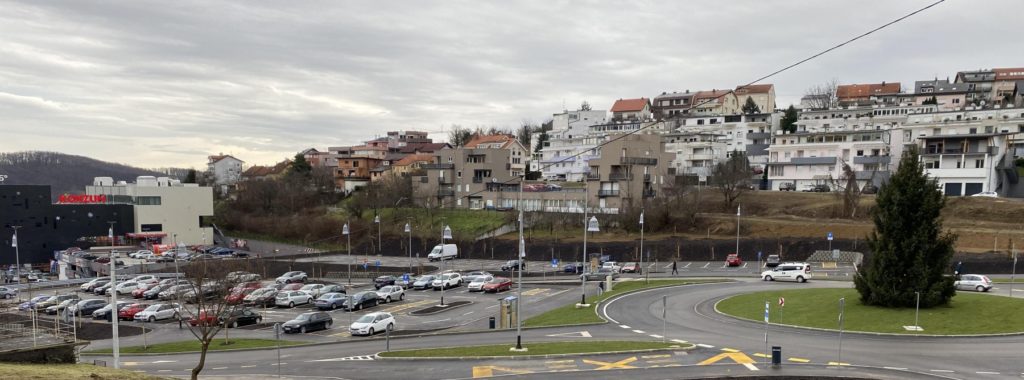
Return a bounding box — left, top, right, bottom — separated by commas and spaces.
522, 288, 550, 296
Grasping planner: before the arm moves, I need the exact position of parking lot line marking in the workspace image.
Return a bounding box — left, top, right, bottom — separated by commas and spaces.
522, 288, 550, 296
631, 329, 646, 334
670, 339, 688, 344
721, 348, 739, 353
240, 365, 257, 368
702, 263, 710, 269
975, 371, 1000, 375
157, 370, 172, 372
545, 360, 574, 364
619, 325, 631, 329
741, 263, 748, 268
788, 357, 810, 363
683, 263, 692, 268
648, 334, 663, 338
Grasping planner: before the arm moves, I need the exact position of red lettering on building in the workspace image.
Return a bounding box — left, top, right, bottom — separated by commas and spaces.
58, 194, 108, 204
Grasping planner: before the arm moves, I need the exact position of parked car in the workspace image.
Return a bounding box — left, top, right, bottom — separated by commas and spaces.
225, 288, 256, 304
341, 291, 379, 311
275, 271, 308, 284
130, 275, 159, 286
94, 282, 115, 295
134, 303, 181, 322
142, 285, 169, 300
244, 288, 279, 306
36, 294, 78, 311
621, 262, 640, 274
280, 282, 305, 291
80, 277, 110, 292
232, 281, 263, 291
431, 273, 462, 290
482, 277, 513, 293
349, 312, 395, 336
411, 275, 436, 290
45, 298, 79, 315
320, 284, 346, 294
299, 284, 326, 298
971, 191, 998, 198
0, 286, 17, 299
275, 290, 313, 308
220, 308, 263, 328
93, 301, 131, 321
563, 262, 584, 274
158, 284, 191, 301
282, 312, 332, 334
761, 262, 813, 283
375, 285, 405, 303
501, 260, 526, 271
70, 299, 107, 317
226, 271, 261, 282
779, 182, 796, 191
954, 274, 993, 292
426, 244, 458, 261
765, 255, 781, 268
467, 275, 493, 292
128, 250, 154, 259
601, 261, 622, 273
803, 184, 831, 192
861, 184, 879, 194
314, 292, 348, 310
726, 254, 743, 267
583, 267, 620, 281
131, 284, 155, 299
19, 295, 51, 311
188, 309, 220, 327
113, 281, 141, 296
118, 303, 151, 321
373, 276, 396, 290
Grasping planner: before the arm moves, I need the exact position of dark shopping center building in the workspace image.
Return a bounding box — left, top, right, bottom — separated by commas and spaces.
1, 185, 134, 266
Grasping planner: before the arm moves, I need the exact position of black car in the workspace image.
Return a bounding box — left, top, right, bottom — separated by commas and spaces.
374, 276, 396, 290
143, 285, 167, 300
342, 291, 379, 311
220, 308, 263, 328
282, 312, 332, 334
92, 301, 132, 321
501, 260, 525, 271
765, 255, 781, 268
72, 299, 108, 316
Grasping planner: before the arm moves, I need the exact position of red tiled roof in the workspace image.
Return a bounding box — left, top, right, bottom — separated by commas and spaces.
208, 154, 242, 164
994, 68, 1024, 81
734, 84, 774, 94
242, 160, 290, 177
394, 153, 434, 167
837, 82, 901, 99
610, 98, 649, 112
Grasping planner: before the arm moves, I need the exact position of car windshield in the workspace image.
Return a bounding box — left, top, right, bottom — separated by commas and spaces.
418, 276, 433, 282
295, 313, 313, 321
488, 278, 503, 283
356, 314, 375, 323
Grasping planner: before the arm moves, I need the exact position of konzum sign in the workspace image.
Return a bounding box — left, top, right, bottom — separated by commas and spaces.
58, 194, 108, 204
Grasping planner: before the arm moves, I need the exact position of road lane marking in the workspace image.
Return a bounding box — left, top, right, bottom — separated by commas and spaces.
545, 360, 574, 364
472, 365, 533, 378
582, 357, 638, 370
649, 334, 663, 338
671, 339, 688, 344
212, 367, 228, 370
545, 331, 591, 338
827, 362, 850, 366
788, 358, 810, 363
157, 370, 172, 372
619, 325, 631, 329
631, 329, 646, 334
721, 348, 739, 353
696, 344, 715, 348
753, 353, 769, 358
641, 354, 671, 359
522, 288, 549, 296
698, 352, 758, 371
702, 263, 710, 268
151, 360, 177, 363
975, 372, 1000, 375
929, 369, 954, 373
240, 365, 257, 368
883, 367, 907, 370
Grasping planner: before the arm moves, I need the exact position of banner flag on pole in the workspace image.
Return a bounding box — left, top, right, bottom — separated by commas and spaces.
10, 233, 15, 248
764, 301, 769, 323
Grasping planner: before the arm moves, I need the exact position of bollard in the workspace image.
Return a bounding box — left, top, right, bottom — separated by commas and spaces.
489, 316, 496, 329
771, 346, 781, 367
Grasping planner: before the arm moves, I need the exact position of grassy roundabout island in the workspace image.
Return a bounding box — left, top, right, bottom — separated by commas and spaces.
377, 340, 689, 358
717, 288, 1024, 335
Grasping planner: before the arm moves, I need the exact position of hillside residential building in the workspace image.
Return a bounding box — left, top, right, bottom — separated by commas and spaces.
391, 154, 434, 177
913, 79, 968, 111
241, 160, 289, 182
691, 90, 739, 115
663, 131, 728, 179
610, 98, 652, 121
955, 67, 1024, 107
766, 129, 894, 191
300, 148, 331, 168
652, 91, 697, 118
335, 157, 382, 193
533, 109, 608, 181
671, 113, 777, 169
836, 82, 901, 106
206, 154, 243, 194
734, 84, 776, 114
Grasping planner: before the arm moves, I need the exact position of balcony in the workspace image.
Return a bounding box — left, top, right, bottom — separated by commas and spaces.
747, 132, 772, 139
608, 172, 632, 181
643, 173, 651, 182
472, 177, 484, 183
597, 190, 620, 197
586, 173, 601, 181
422, 163, 454, 170
437, 189, 454, 197
620, 156, 658, 165
643, 189, 656, 198
790, 157, 837, 165
852, 156, 891, 165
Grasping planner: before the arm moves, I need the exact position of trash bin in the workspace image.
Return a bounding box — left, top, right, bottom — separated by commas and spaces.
489, 317, 496, 329
771, 346, 781, 367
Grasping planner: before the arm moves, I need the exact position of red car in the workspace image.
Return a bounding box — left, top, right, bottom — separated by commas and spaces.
726, 254, 743, 267
189, 310, 218, 327
482, 277, 513, 293
131, 283, 155, 298
225, 288, 255, 304
280, 283, 304, 291
118, 303, 150, 321
232, 281, 262, 291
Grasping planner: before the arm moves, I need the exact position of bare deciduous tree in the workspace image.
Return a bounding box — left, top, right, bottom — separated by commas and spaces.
803, 78, 840, 110
712, 151, 751, 210
180, 259, 259, 380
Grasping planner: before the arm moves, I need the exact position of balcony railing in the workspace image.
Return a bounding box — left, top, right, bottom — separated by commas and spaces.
620, 157, 658, 165
643, 190, 656, 198
422, 163, 454, 170
597, 190, 620, 197
608, 173, 632, 181
586, 173, 601, 181
472, 177, 484, 183
437, 189, 454, 197
642, 173, 651, 182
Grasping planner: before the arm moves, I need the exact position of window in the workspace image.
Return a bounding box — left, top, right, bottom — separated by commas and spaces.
136, 196, 161, 205
140, 224, 162, 232
953, 98, 960, 104
353, 161, 359, 168
856, 150, 864, 156
975, 159, 984, 168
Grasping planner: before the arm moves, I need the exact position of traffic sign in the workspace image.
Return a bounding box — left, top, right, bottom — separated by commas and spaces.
402, 273, 410, 282
551, 258, 559, 268
375, 260, 381, 267
362, 263, 368, 270
827, 232, 833, 241
779, 297, 785, 307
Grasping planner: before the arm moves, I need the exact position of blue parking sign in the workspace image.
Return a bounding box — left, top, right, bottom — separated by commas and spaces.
827, 232, 833, 241
402, 273, 410, 282
551, 258, 559, 268
375, 260, 381, 267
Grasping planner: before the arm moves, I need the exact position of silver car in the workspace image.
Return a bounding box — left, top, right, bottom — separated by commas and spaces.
954, 274, 992, 292
0, 286, 17, 299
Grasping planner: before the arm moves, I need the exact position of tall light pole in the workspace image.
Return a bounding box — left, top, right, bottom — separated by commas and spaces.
513, 176, 526, 351
440, 225, 452, 306
404, 222, 412, 274
10, 226, 21, 288
107, 223, 120, 369
735, 204, 741, 257
374, 214, 381, 255
172, 233, 180, 282
640, 210, 648, 283
343, 223, 351, 285
581, 216, 599, 305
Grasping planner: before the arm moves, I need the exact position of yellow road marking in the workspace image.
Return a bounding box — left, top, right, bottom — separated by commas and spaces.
122, 362, 139, 366
699, 352, 759, 370
721, 348, 740, 353
384, 299, 433, 313
788, 357, 810, 363
753, 353, 770, 358
522, 288, 549, 296
472, 365, 533, 378
582, 356, 638, 370
545, 359, 574, 364
641, 354, 671, 359
828, 361, 850, 366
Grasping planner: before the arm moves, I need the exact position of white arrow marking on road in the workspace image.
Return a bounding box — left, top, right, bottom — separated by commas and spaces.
545, 331, 592, 338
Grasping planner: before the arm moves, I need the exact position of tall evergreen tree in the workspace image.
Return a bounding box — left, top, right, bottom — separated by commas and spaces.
854, 147, 956, 308
780, 105, 799, 133
184, 169, 198, 183
741, 96, 761, 114
289, 153, 312, 176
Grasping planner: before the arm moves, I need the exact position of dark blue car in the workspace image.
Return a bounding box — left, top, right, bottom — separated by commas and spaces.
563, 263, 585, 273
18, 295, 50, 311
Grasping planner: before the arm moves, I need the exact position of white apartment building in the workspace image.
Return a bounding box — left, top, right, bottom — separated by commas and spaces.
85, 176, 214, 245
766, 129, 894, 191
672, 113, 777, 168
533, 110, 607, 181
206, 154, 243, 194
663, 132, 728, 179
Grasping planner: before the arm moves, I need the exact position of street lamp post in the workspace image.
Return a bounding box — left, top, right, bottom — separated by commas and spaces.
343, 223, 351, 285
639, 210, 646, 284
172, 233, 180, 282
10, 226, 21, 290
107, 224, 120, 369
514, 208, 526, 351
374, 214, 381, 255
405, 222, 412, 274
440, 225, 452, 306
580, 216, 599, 306
736, 204, 741, 257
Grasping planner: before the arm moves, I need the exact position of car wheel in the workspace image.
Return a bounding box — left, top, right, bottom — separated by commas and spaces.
231, 321, 238, 328
368, 328, 375, 335
149, 316, 156, 322
399, 294, 404, 301
977, 286, 986, 292
387, 323, 394, 331
356, 303, 362, 311
257, 317, 263, 324
289, 301, 295, 308
330, 303, 337, 310
385, 297, 391, 303
764, 275, 773, 281
173, 312, 180, 320
300, 326, 306, 334
796, 276, 805, 283
326, 321, 332, 328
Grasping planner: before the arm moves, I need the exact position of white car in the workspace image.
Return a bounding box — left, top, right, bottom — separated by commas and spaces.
954, 274, 993, 292
431, 273, 462, 290
276, 271, 308, 284
601, 262, 622, 273
349, 312, 395, 336
129, 250, 154, 259
467, 275, 493, 292
80, 277, 110, 291
299, 284, 326, 298
131, 275, 159, 285
275, 290, 313, 308
375, 285, 405, 303
113, 281, 141, 295
134, 303, 181, 322
760, 262, 813, 283
971, 191, 998, 198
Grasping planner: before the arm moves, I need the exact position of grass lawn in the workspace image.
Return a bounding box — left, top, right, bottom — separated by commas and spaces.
524, 279, 726, 327
378, 340, 687, 358
717, 288, 1024, 334
365, 207, 511, 239
85, 338, 303, 354
0, 363, 164, 379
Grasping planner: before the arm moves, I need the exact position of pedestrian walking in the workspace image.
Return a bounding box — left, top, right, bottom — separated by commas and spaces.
597, 280, 605, 295
671, 261, 678, 275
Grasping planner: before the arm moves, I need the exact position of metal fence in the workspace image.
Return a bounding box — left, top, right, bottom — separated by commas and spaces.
0, 312, 77, 352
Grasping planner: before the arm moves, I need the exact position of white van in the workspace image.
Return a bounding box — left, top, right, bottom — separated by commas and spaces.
760, 262, 812, 283
427, 244, 458, 262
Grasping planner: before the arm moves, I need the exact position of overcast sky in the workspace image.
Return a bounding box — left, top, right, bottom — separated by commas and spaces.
2, 0, 1022, 168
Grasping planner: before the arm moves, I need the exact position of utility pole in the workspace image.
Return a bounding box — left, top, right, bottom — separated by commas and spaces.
513, 177, 526, 351
405, 222, 412, 274
107, 223, 120, 369
639, 210, 646, 283
10, 226, 21, 290
580, 185, 590, 306
343, 223, 351, 285
374, 214, 381, 255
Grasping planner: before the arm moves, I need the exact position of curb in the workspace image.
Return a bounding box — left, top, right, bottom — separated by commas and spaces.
408, 301, 473, 316
373, 343, 696, 361
713, 294, 1024, 338
80, 341, 321, 357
